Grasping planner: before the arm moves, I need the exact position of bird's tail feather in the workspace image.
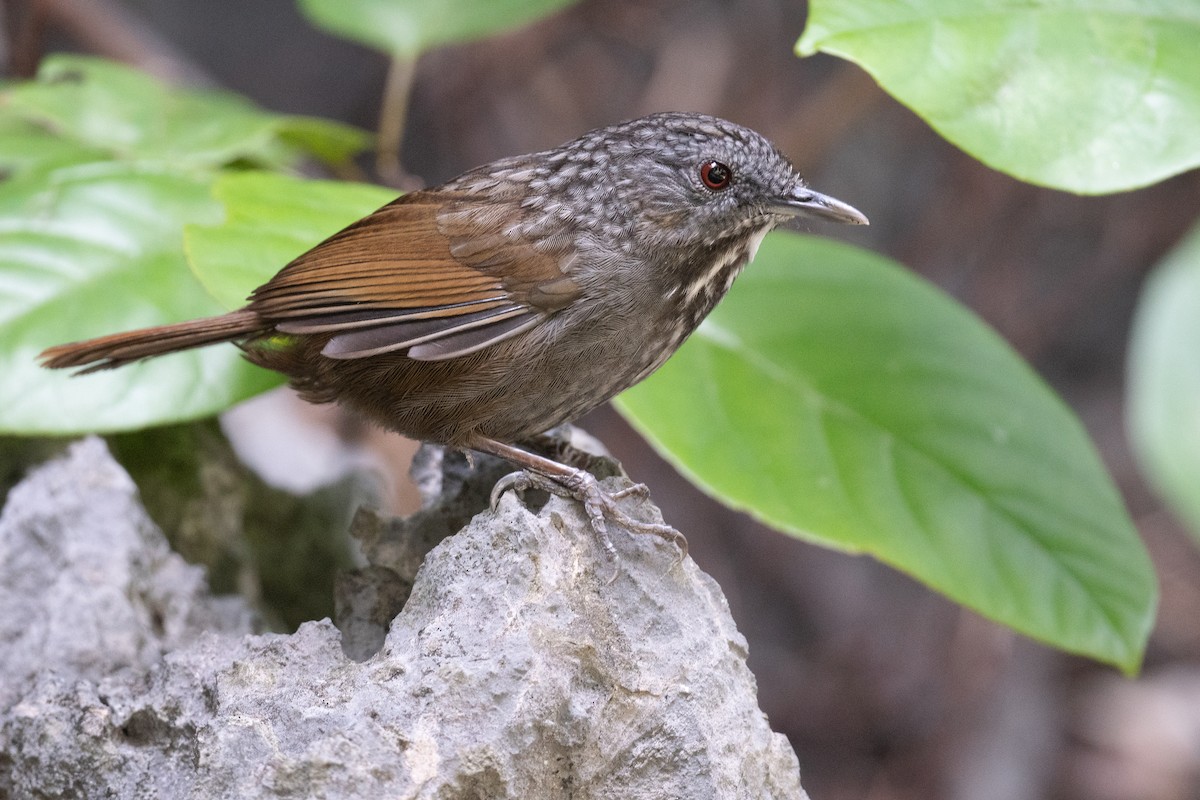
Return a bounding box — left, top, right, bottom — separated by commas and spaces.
39, 309, 265, 374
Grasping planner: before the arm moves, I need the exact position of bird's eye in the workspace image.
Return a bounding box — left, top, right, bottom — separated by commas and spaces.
699, 160, 733, 191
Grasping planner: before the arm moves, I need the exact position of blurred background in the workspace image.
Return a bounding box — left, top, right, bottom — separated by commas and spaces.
5, 1, 1200, 798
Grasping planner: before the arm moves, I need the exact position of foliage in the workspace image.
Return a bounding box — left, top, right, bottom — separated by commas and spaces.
2, 0, 1191, 671
798, 0, 1200, 194
298, 0, 580, 57
1, 55, 367, 173
797, 0, 1200, 659
1128, 227, 1200, 542
186, 173, 395, 310
0, 160, 279, 432
0, 55, 367, 431
618, 235, 1153, 670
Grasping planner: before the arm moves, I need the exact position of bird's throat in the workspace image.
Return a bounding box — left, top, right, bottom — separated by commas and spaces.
676, 224, 772, 328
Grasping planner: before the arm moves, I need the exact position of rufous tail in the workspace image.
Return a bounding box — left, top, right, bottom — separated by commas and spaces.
39, 309, 266, 374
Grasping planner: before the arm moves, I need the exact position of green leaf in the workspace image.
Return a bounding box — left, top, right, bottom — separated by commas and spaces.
0, 162, 281, 434
796, 0, 1200, 194
3, 54, 368, 170
186, 171, 397, 310
1128, 223, 1200, 540
276, 116, 374, 168
298, 0, 580, 56
0, 117, 107, 176
616, 232, 1156, 672
0, 56, 371, 436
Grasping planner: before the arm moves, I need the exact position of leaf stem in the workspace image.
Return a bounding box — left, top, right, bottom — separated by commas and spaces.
376, 53, 419, 190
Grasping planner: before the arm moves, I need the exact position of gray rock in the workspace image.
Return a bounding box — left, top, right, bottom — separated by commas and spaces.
0, 438, 808, 799
0, 437, 255, 711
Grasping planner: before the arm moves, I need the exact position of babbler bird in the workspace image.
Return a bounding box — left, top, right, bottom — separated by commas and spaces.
41, 112, 867, 555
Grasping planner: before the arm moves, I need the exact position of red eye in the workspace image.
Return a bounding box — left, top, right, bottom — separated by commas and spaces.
700, 160, 732, 191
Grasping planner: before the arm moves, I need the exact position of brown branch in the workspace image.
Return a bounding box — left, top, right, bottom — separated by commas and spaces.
6, 0, 46, 77
27, 0, 214, 85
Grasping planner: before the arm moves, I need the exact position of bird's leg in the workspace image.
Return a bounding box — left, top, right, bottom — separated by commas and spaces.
519, 431, 612, 474
517, 430, 639, 486
469, 436, 687, 559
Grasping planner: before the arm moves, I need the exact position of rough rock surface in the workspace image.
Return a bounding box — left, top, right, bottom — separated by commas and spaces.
0, 438, 808, 799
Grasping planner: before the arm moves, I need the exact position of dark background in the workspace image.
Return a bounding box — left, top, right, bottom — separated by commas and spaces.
7, 1, 1200, 798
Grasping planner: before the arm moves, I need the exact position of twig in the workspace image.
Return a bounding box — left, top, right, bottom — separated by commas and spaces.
25, 0, 214, 85
376, 54, 420, 190
7, 0, 46, 77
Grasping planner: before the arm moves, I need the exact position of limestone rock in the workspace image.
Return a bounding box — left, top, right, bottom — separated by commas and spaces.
0, 437, 807, 799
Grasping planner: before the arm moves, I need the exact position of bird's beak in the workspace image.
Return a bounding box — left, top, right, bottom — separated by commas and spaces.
770, 186, 869, 226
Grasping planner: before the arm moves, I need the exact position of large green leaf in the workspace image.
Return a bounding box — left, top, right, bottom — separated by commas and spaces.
1128, 223, 1200, 540
0, 117, 107, 176
0, 57, 372, 436
797, 0, 1200, 194
616, 232, 1155, 672
0, 163, 280, 434
3, 54, 368, 171
298, 0, 580, 56
186, 171, 397, 309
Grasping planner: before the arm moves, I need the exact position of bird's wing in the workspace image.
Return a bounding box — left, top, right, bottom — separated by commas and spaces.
248, 191, 581, 362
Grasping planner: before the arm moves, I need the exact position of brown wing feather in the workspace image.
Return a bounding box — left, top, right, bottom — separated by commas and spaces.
247, 191, 582, 362
250, 195, 503, 317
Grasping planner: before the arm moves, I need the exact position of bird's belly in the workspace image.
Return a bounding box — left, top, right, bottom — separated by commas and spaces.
465, 316, 685, 441
303, 304, 696, 447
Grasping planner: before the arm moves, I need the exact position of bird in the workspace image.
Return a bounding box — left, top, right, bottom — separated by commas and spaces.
40, 112, 867, 557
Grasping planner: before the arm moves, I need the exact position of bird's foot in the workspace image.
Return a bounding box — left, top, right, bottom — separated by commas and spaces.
519, 430, 621, 478
491, 468, 688, 562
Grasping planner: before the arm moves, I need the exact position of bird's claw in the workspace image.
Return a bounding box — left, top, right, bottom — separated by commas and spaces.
609, 482, 651, 501
489, 470, 530, 512
491, 469, 687, 562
